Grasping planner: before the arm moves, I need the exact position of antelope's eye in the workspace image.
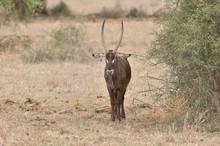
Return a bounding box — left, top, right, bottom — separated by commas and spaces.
112, 59, 115, 63
106, 59, 109, 63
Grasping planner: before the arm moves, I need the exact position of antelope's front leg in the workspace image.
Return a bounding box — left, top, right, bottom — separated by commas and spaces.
108, 87, 116, 121
110, 96, 116, 121
116, 90, 121, 121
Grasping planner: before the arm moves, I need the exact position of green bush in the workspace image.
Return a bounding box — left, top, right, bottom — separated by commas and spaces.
22, 24, 90, 63
149, 0, 220, 129
0, 0, 42, 20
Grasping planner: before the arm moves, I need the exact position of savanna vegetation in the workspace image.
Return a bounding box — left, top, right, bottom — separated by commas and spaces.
149, 0, 220, 131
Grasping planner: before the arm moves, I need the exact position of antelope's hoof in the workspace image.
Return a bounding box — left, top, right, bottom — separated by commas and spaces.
111, 116, 115, 122
122, 114, 126, 119
117, 115, 121, 121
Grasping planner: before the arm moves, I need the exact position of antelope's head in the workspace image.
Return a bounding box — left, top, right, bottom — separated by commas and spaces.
92, 19, 131, 76
102, 19, 123, 75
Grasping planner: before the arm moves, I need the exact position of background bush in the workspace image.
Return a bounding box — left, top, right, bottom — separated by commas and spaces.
0, 0, 43, 20
149, 0, 220, 130
98, 2, 124, 19
0, 35, 31, 53
50, 1, 72, 17
126, 7, 147, 18
22, 23, 91, 63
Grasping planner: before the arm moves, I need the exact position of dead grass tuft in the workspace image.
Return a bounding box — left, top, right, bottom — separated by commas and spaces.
142, 95, 189, 128
152, 97, 188, 122
0, 35, 31, 53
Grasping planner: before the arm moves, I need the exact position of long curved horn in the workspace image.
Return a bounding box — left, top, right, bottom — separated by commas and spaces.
101, 19, 107, 52
114, 20, 124, 53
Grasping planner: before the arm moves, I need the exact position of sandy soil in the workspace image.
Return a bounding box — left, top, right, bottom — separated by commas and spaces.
0, 1, 220, 146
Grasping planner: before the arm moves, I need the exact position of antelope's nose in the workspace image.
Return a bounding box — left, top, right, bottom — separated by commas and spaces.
106, 69, 113, 75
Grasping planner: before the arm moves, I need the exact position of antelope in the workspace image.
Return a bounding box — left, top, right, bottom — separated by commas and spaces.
93, 20, 131, 121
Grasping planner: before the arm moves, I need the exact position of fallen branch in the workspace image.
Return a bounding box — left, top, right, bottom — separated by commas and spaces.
95, 105, 110, 113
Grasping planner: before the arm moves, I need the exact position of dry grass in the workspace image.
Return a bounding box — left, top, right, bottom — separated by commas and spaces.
0, 19, 219, 146
0, 1, 220, 145
146, 97, 188, 122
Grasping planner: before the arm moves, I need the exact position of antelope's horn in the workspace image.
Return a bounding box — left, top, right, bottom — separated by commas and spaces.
114, 20, 124, 53
101, 19, 107, 52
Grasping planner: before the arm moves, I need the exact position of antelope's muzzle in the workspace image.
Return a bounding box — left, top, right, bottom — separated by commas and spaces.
106, 69, 114, 75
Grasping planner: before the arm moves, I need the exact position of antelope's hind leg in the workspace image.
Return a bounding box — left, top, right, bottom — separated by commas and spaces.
121, 97, 126, 119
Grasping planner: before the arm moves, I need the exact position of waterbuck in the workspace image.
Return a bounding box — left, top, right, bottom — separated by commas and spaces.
93, 20, 131, 121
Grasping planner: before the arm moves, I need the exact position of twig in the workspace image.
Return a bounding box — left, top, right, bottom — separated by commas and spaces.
75, 106, 87, 111
140, 75, 175, 84
95, 105, 110, 113
59, 109, 73, 114
132, 98, 153, 110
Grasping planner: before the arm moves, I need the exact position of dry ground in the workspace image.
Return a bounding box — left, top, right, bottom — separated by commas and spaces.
0, 1, 220, 146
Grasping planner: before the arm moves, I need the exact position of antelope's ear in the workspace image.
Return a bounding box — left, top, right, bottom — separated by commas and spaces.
92, 53, 105, 58
117, 53, 131, 59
